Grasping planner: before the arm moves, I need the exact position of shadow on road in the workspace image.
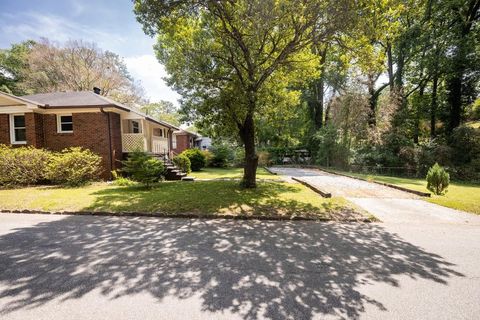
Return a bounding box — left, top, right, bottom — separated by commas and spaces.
0, 216, 463, 319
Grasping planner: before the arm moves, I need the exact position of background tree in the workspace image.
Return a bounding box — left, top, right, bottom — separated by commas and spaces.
0, 38, 146, 105
0, 40, 35, 95
141, 100, 181, 126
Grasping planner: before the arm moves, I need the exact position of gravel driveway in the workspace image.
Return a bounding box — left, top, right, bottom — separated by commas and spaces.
269, 167, 417, 198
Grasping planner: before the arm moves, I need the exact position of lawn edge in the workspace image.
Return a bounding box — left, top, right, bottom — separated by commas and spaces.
0, 209, 373, 223
291, 177, 332, 198
318, 167, 431, 197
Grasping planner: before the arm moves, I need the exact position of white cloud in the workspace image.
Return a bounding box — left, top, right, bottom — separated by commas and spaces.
0, 11, 180, 105
0, 12, 126, 48
125, 55, 181, 105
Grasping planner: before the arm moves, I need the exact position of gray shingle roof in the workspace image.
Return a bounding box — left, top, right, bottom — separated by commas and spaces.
19, 91, 180, 130
21, 91, 123, 108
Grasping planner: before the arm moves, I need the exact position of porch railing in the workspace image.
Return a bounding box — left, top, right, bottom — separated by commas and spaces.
152, 136, 169, 155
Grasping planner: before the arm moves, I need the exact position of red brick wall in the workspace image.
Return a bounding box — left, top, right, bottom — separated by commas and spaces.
0, 114, 9, 145
43, 112, 118, 179
25, 113, 44, 148
173, 134, 190, 154
0, 111, 122, 179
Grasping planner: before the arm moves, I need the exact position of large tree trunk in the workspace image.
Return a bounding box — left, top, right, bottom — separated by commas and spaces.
430, 72, 438, 139
240, 113, 258, 188
313, 79, 324, 129
414, 84, 425, 144
310, 46, 327, 130
387, 43, 395, 93
447, 66, 463, 132
368, 83, 377, 127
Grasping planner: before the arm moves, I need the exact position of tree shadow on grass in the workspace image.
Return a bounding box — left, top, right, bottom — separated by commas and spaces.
0, 216, 463, 319
82, 181, 354, 219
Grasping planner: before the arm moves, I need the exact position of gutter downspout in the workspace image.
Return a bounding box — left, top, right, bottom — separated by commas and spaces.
100, 108, 114, 177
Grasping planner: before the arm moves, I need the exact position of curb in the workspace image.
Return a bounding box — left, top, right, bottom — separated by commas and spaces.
0, 209, 371, 223
318, 167, 431, 197
291, 177, 332, 198
263, 167, 278, 175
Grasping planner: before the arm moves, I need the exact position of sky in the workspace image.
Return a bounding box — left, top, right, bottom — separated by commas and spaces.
0, 0, 181, 105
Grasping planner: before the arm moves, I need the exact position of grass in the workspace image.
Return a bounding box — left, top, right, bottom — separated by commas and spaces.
190, 167, 281, 180
334, 170, 480, 215
0, 180, 365, 221
466, 121, 480, 129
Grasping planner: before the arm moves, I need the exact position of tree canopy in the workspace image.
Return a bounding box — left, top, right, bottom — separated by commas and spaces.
134, 0, 353, 187
0, 39, 146, 105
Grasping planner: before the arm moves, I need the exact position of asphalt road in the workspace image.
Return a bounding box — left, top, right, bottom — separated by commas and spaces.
1, 208, 479, 320
1, 167, 479, 319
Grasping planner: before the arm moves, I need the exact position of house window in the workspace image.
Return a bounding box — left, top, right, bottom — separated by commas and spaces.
10, 114, 26, 144
57, 114, 73, 133
131, 120, 140, 133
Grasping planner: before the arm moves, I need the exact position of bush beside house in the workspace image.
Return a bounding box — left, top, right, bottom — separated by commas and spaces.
47, 147, 103, 186
121, 151, 165, 187
0, 145, 102, 187
173, 154, 191, 173
0, 145, 51, 187
181, 148, 206, 171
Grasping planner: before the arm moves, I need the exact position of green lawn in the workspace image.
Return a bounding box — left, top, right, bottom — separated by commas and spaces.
466, 121, 480, 129
0, 180, 365, 220
336, 171, 480, 214
191, 167, 281, 180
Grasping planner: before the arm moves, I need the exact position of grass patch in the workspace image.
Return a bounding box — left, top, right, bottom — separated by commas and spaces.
466, 121, 480, 129
334, 171, 480, 215
0, 181, 365, 220
191, 167, 281, 180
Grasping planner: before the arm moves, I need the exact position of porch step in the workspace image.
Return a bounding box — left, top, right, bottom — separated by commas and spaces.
181, 176, 195, 182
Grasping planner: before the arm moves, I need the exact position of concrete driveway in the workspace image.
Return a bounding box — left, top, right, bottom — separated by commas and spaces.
0, 209, 479, 320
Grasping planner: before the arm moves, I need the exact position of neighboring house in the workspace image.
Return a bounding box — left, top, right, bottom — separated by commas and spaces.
172, 129, 212, 153
194, 136, 212, 150
0, 89, 179, 179
172, 129, 198, 154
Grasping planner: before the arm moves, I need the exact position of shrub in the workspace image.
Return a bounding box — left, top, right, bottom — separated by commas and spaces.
202, 149, 213, 166
209, 144, 234, 167
257, 151, 271, 166
173, 154, 191, 173
426, 163, 450, 195
121, 151, 164, 187
111, 170, 136, 186
233, 148, 245, 167
449, 125, 480, 166
181, 148, 206, 171
0, 145, 51, 187
47, 147, 102, 186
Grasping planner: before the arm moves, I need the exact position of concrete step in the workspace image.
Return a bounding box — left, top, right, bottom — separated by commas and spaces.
181, 176, 195, 182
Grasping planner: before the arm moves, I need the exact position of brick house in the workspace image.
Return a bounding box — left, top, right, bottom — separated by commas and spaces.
0, 90, 179, 179
172, 130, 199, 154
